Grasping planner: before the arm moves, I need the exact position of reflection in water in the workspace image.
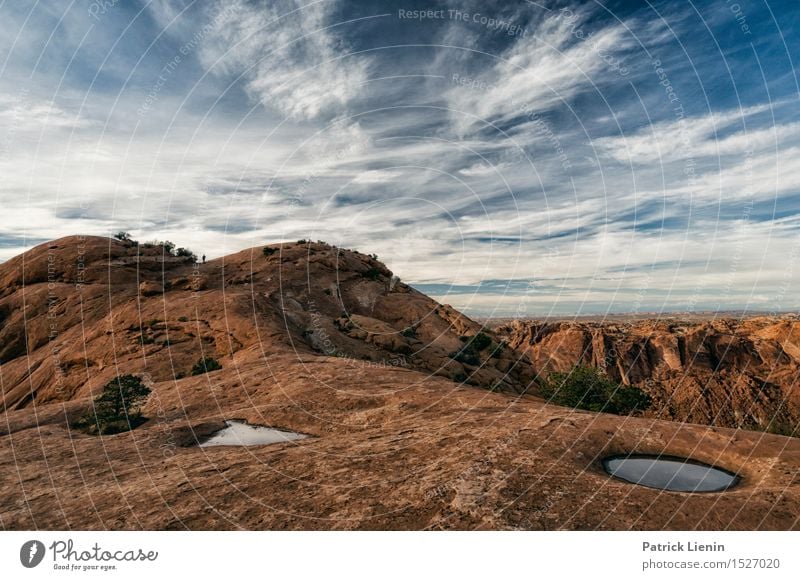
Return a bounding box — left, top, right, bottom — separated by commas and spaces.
199, 420, 308, 447
603, 455, 739, 492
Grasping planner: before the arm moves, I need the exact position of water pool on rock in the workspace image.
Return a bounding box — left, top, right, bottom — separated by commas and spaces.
603, 455, 739, 492
199, 420, 308, 447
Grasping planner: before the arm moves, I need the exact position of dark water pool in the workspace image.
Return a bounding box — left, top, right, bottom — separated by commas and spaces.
603, 455, 739, 492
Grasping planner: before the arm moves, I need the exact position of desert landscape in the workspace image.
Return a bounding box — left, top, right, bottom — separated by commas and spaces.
1, 236, 797, 530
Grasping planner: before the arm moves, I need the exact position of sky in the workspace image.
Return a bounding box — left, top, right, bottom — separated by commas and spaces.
0, 0, 798, 316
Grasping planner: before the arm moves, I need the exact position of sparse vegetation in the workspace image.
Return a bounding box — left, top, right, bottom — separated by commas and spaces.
363, 267, 381, 280
449, 345, 481, 366
765, 420, 798, 438
539, 366, 651, 415
191, 356, 222, 376
468, 332, 492, 351
297, 239, 308, 244
490, 340, 506, 358
174, 247, 197, 261
113, 231, 133, 242
263, 246, 278, 257
75, 375, 151, 435
138, 239, 197, 260
178, 316, 189, 322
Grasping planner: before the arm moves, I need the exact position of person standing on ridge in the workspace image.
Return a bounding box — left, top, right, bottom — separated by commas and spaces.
202, 254, 206, 264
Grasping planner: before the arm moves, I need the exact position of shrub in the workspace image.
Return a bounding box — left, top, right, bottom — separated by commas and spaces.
113, 231, 133, 242
766, 420, 798, 438
178, 316, 189, 322
540, 366, 651, 415
363, 267, 381, 280
468, 332, 492, 351
76, 375, 151, 435
297, 239, 308, 244
449, 347, 480, 366
263, 246, 278, 257
174, 247, 197, 261
191, 356, 222, 376
490, 340, 506, 358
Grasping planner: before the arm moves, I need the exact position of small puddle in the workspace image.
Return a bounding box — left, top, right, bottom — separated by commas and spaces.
603, 455, 739, 492
199, 420, 308, 448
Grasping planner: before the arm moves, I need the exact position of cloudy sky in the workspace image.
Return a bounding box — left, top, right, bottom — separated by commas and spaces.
0, 0, 798, 316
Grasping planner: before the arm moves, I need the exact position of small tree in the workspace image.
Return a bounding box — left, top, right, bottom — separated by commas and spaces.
113, 231, 132, 242
540, 366, 650, 415
174, 247, 197, 261
78, 375, 151, 435
263, 246, 278, 257
191, 356, 222, 376
468, 332, 492, 351
363, 267, 381, 280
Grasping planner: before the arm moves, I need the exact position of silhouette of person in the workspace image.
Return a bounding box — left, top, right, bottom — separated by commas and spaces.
202, 254, 206, 264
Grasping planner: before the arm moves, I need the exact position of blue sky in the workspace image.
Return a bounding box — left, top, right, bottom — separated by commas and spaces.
0, 0, 798, 315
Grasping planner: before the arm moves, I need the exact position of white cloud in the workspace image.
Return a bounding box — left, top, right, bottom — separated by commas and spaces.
352, 170, 403, 184
200, 0, 369, 121
592, 103, 798, 164
446, 8, 634, 134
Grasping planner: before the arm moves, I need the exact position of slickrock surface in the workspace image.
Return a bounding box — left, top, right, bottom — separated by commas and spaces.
0, 237, 798, 530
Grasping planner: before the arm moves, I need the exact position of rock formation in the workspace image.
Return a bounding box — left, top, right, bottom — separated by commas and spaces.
494, 319, 800, 434
0, 237, 798, 530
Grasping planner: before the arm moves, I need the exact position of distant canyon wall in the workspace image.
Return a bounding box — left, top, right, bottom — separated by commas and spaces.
495, 317, 800, 434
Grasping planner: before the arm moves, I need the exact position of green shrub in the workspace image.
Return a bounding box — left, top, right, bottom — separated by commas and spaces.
191, 356, 222, 376
490, 340, 506, 358
113, 231, 133, 242
174, 247, 196, 261
363, 267, 381, 280
468, 332, 492, 351
76, 375, 151, 435
178, 316, 189, 322
540, 366, 650, 415
263, 246, 278, 257
764, 416, 798, 438
449, 347, 480, 366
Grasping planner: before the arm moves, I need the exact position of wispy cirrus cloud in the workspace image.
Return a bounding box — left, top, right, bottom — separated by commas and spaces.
200, 0, 370, 121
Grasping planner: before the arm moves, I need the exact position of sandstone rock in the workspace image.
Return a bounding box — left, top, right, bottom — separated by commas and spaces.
139, 280, 164, 296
